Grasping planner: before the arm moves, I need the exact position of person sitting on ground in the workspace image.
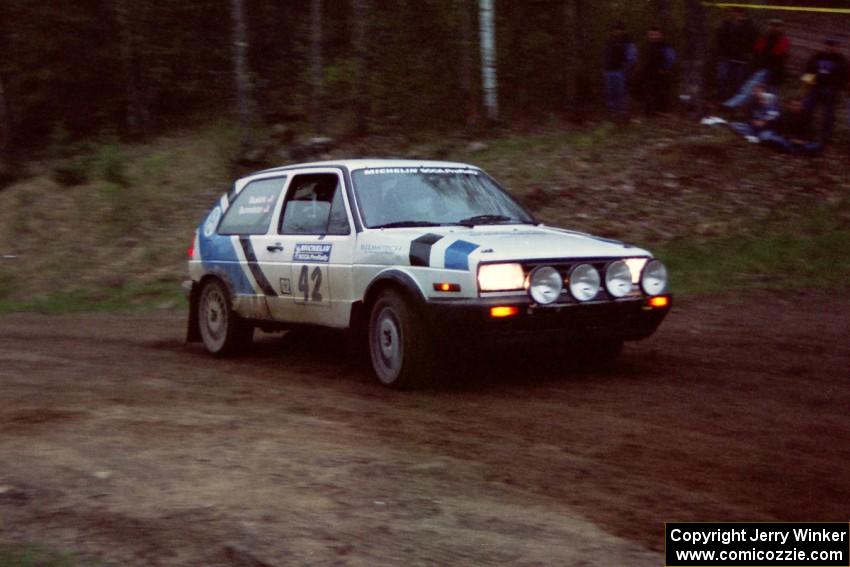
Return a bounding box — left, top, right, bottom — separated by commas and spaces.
729, 84, 780, 143
723, 19, 789, 109
761, 98, 821, 156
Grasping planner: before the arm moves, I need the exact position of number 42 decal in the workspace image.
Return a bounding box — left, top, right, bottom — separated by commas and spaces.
297, 265, 323, 302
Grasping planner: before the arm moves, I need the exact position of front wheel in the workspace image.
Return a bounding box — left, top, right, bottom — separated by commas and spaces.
198, 279, 253, 356
368, 290, 431, 388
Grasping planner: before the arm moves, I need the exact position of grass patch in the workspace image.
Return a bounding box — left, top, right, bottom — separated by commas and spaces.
0, 545, 100, 567
657, 228, 850, 294
0, 282, 184, 315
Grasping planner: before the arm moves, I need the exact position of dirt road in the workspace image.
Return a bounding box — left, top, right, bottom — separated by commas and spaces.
1, 292, 848, 566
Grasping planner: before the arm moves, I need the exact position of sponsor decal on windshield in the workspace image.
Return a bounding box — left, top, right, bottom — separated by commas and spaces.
362, 167, 479, 176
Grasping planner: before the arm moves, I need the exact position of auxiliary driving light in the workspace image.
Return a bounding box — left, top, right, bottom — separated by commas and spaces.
604, 260, 632, 298
640, 259, 669, 296
569, 264, 600, 302
527, 266, 563, 305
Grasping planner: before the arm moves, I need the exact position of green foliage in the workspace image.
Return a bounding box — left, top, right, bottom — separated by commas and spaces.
51, 157, 91, 187
94, 144, 130, 187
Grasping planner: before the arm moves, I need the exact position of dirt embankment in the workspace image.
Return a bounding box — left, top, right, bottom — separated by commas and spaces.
1, 292, 848, 566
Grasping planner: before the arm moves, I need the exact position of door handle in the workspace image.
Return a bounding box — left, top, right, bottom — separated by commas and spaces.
266, 244, 284, 252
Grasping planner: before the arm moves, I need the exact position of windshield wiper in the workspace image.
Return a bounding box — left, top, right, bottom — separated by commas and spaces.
456, 214, 517, 227
371, 220, 444, 229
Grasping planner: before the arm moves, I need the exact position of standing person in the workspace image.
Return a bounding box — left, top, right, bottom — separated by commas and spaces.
802, 38, 849, 144
723, 18, 789, 108
603, 22, 638, 117
715, 7, 758, 101
641, 27, 676, 116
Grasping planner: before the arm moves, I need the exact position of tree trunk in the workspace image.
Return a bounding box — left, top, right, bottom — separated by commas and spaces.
0, 71, 10, 157
310, 0, 324, 135
231, 0, 255, 147
351, 0, 368, 136
564, 0, 590, 119
478, 0, 498, 123
0, 3, 11, 156
653, 0, 672, 31
684, 0, 707, 117
458, 0, 476, 125
116, 0, 143, 138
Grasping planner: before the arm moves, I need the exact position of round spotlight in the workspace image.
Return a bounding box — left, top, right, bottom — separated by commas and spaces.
528, 266, 563, 305
641, 259, 668, 296
569, 264, 600, 302
605, 260, 633, 298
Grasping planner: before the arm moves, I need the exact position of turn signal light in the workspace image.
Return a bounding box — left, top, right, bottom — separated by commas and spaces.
648, 295, 670, 308
433, 283, 461, 292
490, 306, 519, 318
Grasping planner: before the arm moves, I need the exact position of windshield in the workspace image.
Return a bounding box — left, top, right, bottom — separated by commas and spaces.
351, 167, 535, 229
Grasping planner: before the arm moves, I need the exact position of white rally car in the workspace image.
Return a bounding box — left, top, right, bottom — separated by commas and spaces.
185, 159, 670, 387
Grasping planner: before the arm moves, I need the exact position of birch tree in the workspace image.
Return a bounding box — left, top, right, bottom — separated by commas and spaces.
478, 0, 498, 122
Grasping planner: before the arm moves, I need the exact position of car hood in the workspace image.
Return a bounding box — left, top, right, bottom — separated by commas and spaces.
355, 224, 650, 270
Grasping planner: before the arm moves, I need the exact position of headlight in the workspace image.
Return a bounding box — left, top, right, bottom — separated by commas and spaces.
641, 259, 668, 296
478, 263, 524, 292
569, 264, 600, 301
604, 260, 632, 298
527, 266, 563, 304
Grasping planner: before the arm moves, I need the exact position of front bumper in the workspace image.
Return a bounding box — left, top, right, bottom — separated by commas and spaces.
423, 295, 671, 343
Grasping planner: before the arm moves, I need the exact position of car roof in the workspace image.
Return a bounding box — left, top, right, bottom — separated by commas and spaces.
249, 158, 480, 178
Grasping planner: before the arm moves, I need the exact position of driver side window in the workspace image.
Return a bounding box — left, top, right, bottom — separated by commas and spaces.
279, 173, 350, 235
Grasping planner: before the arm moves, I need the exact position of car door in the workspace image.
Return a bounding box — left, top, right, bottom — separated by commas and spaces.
209, 174, 289, 320
251, 168, 356, 328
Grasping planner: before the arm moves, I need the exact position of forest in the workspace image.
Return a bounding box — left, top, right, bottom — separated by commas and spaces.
0, 0, 714, 156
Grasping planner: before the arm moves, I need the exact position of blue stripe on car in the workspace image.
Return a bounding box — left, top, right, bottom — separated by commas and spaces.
198, 212, 256, 295
444, 240, 480, 270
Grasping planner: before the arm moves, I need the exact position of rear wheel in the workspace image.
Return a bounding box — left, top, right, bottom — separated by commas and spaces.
368, 290, 431, 388
198, 279, 253, 356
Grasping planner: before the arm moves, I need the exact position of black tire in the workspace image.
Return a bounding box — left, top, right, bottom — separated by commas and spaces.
368, 290, 432, 388
197, 279, 253, 357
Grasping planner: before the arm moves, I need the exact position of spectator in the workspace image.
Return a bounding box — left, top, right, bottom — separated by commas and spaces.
729, 84, 780, 143
641, 27, 676, 115
603, 22, 638, 117
715, 7, 758, 101
802, 38, 849, 144
723, 19, 790, 109
762, 98, 821, 156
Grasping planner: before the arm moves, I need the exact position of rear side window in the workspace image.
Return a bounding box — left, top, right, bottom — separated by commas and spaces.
279, 173, 350, 235
218, 177, 286, 235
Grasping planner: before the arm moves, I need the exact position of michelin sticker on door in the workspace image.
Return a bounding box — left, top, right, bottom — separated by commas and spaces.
293, 243, 333, 263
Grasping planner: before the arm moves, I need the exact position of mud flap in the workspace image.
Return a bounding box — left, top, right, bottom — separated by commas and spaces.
186, 283, 201, 343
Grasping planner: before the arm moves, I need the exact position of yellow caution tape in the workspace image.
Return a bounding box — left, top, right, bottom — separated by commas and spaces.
704, 2, 850, 13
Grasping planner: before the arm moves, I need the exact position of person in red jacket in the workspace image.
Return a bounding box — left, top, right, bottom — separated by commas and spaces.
723, 19, 790, 109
